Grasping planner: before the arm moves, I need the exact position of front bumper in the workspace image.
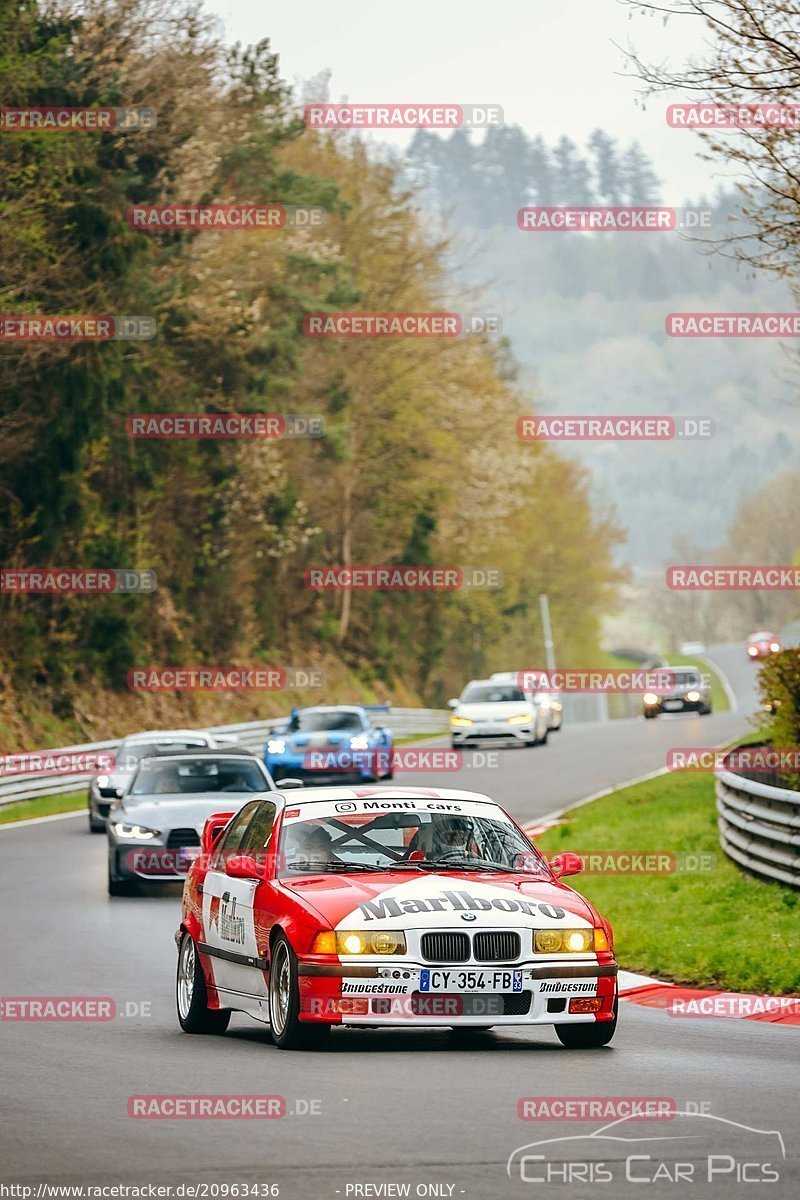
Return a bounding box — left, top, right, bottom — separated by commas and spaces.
296, 959, 617, 1027
109, 841, 199, 882
451, 722, 535, 745
643, 697, 704, 715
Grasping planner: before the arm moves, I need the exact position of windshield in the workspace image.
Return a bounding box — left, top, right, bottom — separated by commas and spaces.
278, 807, 550, 877
129, 758, 267, 798
460, 685, 528, 704
114, 738, 208, 772
289, 711, 363, 732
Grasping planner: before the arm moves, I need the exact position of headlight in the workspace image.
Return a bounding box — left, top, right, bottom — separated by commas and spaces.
537, 696, 551, 710
111, 822, 159, 840
311, 930, 407, 955
96, 775, 109, 789
349, 734, 370, 750
770, 642, 780, 652
643, 693, 659, 705
450, 716, 473, 727
747, 646, 758, 656
534, 928, 596, 954
507, 712, 532, 724
685, 690, 701, 702
266, 738, 286, 754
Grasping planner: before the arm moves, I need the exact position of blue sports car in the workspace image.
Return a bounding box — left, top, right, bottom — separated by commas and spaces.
264, 705, 394, 784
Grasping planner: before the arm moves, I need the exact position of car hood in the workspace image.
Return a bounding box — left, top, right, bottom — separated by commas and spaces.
455, 702, 532, 720
114, 794, 252, 833
277, 730, 364, 750
279, 871, 594, 930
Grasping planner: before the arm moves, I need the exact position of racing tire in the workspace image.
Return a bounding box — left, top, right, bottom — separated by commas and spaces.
700, 703, 712, 716
555, 1000, 617, 1049
89, 813, 105, 833
176, 932, 231, 1034
269, 934, 330, 1051
643, 711, 657, 720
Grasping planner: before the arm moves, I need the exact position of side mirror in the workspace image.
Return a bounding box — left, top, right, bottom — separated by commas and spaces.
225, 854, 263, 881
447, 698, 459, 709
201, 811, 235, 855
278, 778, 304, 789
549, 851, 583, 879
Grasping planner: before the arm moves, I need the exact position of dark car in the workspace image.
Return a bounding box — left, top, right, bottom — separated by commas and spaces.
642, 666, 711, 719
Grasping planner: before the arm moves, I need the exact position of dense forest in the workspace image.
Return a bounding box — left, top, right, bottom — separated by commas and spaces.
0, 0, 625, 739
396, 125, 800, 573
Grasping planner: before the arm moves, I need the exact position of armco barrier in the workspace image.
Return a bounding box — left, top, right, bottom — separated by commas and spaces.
0, 707, 449, 808
716, 761, 800, 889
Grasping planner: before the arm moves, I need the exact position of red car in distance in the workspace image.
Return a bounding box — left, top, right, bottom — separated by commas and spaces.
746, 631, 781, 660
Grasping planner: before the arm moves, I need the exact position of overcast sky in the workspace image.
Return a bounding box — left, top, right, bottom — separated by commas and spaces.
205, 0, 734, 201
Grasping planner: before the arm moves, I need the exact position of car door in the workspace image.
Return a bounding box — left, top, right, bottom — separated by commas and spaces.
202, 800, 277, 1016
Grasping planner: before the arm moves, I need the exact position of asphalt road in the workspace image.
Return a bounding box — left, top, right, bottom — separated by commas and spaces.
2, 647, 797, 1199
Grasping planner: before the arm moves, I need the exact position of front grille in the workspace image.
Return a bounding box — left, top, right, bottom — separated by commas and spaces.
473, 931, 520, 962
420, 932, 470, 963
166, 828, 201, 849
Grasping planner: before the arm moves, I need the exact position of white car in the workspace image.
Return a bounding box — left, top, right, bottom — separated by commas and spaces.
490, 672, 562, 732
448, 680, 549, 749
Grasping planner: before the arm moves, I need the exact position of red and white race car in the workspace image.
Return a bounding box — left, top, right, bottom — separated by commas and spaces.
175, 786, 617, 1050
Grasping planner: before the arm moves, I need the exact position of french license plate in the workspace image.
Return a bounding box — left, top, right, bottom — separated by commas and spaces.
419, 968, 522, 993
662, 700, 682, 710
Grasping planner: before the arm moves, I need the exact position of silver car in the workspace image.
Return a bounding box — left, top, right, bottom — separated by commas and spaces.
448, 680, 550, 749
106, 750, 278, 895
87, 729, 221, 832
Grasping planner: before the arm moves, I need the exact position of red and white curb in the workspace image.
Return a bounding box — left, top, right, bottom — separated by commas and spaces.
618, 970, 800, 1026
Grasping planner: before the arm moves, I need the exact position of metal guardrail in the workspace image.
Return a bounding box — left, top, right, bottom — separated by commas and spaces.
716, 759, 800, 890
0, 708, 450, 808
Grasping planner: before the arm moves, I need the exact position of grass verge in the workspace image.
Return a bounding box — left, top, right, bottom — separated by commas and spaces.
537, 769, 799, 994
0, 791, 85, 825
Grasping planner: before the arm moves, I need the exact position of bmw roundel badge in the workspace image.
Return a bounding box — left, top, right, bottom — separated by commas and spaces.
461, 912, 477, 921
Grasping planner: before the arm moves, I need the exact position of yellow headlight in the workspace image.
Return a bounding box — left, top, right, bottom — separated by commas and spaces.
335, 930, 407, 955
450, 716, 473, 727
534, 928, 595, 954
507, 712, 532, 724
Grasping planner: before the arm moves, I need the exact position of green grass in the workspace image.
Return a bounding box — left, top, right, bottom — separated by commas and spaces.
667, 654, 729, 713
0, 791, 85, 825
537, 770, 800, 994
